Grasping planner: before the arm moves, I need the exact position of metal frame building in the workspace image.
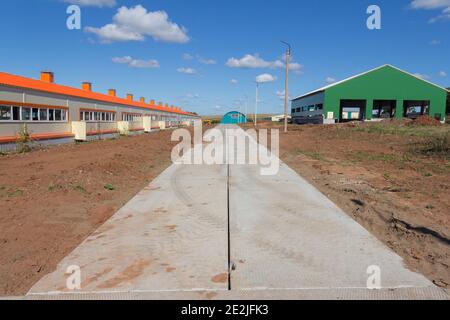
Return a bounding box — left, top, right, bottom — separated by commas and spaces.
0, 71, 199, 147
291, 65, 448, 124
221, 111, 247, 124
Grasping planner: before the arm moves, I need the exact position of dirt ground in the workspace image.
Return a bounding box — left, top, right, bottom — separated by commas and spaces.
0, 121, 449, 296
245, 119, 449, 289
0, 131, 180, 296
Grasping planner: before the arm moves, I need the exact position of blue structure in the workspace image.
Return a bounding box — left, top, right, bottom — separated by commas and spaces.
221, 111, 247, 124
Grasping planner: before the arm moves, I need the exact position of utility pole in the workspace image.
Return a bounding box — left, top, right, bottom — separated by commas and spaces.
281, 41, 291, 133
255, 82, 259, 127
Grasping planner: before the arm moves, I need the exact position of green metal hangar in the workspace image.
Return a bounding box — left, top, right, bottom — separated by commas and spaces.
291, 65, 448, 124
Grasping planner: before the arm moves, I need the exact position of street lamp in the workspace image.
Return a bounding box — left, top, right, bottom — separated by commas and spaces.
281, 41, 291, 133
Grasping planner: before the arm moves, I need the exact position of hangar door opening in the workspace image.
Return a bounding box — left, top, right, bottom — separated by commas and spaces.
372, 100, 396, 119
403, 100, 430, 119
340, 100, 366, 122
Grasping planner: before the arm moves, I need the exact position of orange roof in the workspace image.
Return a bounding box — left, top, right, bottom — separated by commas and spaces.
0, 71, 195, 116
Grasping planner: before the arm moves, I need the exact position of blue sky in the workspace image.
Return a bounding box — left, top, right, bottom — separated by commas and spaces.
0, 0, 448, 115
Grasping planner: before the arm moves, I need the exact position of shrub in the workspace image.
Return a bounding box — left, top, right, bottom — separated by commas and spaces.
419, 132, 450, 157
104, 184, 115, 191
16, 124, 32, 153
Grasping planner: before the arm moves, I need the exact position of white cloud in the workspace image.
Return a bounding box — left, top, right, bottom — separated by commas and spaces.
280, 55, 303, 73
439, 71, 448, 77
326, 77, 337, 84
411, 0, 450, 22
430, 39, 441, 45
226, 54, 273, 68
230, 79, 239, 85
86, 24, 144, 42
177, 67, 197, 75
112, 56, 160, 68
198, 57, 217, 65
411, 0, 450, 9
414, 73, 431, 80
288, 62, 303, 73
64, 0, 116, 7
429, 8, 450, 22
183, 53, 194, 60
186, 93, 200, 99
226, 54, 302, 73
276, 90, 287, 100
85, 5, 190, 43
256, 73, 277, 83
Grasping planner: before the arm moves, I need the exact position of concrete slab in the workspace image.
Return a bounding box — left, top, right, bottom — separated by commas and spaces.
24, 287, 448, 300
25, 124, 447, 300
29, 163, 229, 294
227, 126, 442, 295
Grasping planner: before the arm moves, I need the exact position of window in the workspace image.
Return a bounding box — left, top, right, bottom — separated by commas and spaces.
0, 106, 11, 120
39, 109, 48, 121
122, 113, 142, 121
32, 108, 39, 121
12, 107, 20, 120
80, 110, 115, 122
316, 104, 323, 110
22, 108, 31, 121
55, 109, 62, 121
0, 105, 68, 122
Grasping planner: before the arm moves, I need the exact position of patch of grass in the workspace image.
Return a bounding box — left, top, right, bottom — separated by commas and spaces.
423, 172, 433, 177
417, 133, 450, 157
383, 173, 391, 181
104, 184, 115, 191
8, 189, 24, 197
352, 123, 449, 138
297, 150, 326, 161
351, 151, 396, 163
48, 184, 63, 191
71, 184, 87, 193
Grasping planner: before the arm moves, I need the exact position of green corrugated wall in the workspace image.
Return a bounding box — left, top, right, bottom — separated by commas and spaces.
323, 65, 447, 120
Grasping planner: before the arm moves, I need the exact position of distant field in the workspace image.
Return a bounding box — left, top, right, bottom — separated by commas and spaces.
202, 114, 275, 122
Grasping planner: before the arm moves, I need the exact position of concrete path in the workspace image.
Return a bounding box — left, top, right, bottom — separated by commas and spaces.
26, 125, 447, 300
